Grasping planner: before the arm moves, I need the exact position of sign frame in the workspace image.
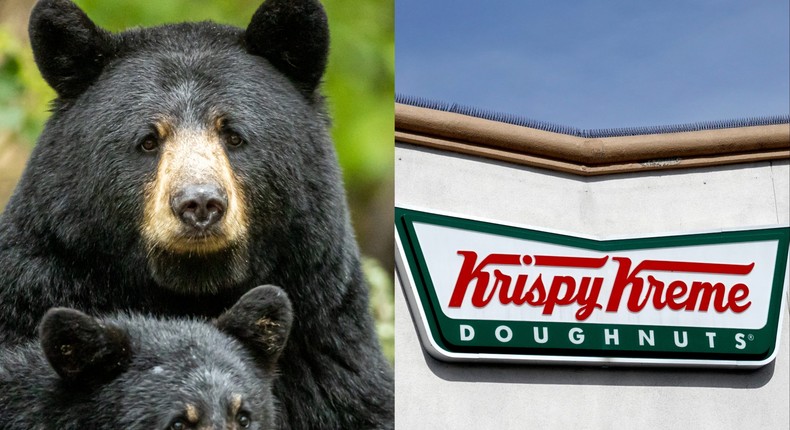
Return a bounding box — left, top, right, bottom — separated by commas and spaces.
395, 206, 790, 368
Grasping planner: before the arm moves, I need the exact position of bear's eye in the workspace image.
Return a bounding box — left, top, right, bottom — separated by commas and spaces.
236, 411, 251, 428
167, 418, 189, 430
224, 130, 245, 148
139, 134, 160, 152
217, 117, 245, 149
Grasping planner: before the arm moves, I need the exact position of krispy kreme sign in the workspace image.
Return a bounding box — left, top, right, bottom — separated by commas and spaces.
395, 207, 789, 368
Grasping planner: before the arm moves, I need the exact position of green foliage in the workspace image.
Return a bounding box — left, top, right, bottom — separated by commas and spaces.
322, 1, 394, 186
364, 258, 395, 363
0, 25, 55, 144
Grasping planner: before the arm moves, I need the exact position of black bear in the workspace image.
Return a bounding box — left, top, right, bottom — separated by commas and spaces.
0, 285, 292, 429
0, 0, 393, 428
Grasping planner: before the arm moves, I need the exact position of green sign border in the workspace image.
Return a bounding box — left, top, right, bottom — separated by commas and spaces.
396, 207, 790, 365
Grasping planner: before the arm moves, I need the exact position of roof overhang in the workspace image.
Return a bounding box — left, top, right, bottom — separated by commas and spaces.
396, 103, 790, 176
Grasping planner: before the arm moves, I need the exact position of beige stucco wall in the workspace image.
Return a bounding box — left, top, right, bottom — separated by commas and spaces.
394, 142, 789, 430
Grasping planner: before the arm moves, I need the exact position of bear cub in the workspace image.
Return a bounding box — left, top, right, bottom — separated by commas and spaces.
0, 285, 293, 430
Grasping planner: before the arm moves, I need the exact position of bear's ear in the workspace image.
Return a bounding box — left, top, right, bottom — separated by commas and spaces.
245, 0, 329, 96
28, 0, 111, 99
216, 285, 293, 369
39, 308, 131, 384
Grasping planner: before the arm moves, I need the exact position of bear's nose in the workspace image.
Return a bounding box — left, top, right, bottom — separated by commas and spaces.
171, 184, 228, 231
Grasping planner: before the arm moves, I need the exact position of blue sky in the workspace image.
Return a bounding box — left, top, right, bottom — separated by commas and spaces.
396, 0, 790, 130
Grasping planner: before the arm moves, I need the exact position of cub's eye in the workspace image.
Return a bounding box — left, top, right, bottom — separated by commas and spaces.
236, 411, 251, 428
139, 134, 159, 152
225, 130, 245, 148
167, 418, 188, 430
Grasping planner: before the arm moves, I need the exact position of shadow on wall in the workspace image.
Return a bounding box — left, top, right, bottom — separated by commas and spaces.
420, 348, 776, 390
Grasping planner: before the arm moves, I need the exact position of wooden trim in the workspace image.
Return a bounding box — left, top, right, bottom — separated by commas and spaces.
395, 103, 790, 176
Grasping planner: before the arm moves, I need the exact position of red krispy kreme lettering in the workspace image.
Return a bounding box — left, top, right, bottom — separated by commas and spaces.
450, 252, 607, 320
606, 258, 753, 314
450, 252, 754, 320
449, 252, 521, 307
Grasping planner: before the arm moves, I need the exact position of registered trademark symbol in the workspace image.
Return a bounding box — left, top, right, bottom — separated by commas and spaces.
747, 334, 754, 341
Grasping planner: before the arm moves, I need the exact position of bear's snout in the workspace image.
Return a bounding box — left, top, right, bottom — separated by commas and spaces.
141, 127, 248, 256
171, 184, 228, 231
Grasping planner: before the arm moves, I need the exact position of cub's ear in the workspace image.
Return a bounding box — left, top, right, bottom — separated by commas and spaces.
245, 0, 329, 96
39, 308, 131, 384
216, 285, 293, 369
28, 0, 111, 99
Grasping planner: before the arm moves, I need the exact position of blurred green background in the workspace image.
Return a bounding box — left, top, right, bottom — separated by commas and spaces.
0, 0, 393, 362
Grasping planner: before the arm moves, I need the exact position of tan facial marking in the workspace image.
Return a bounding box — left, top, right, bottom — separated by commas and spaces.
154, 121, 172, 141
230, 393, 242, 415
142, 123, 248, 254
185, 404, 199, 423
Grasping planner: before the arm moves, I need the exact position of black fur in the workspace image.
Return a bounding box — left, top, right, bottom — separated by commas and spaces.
28, 0, 112, 98
39, 307, 132, 384
0, 0, 393, 428
246, 0, 330, 96
0, 285, 292, 429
